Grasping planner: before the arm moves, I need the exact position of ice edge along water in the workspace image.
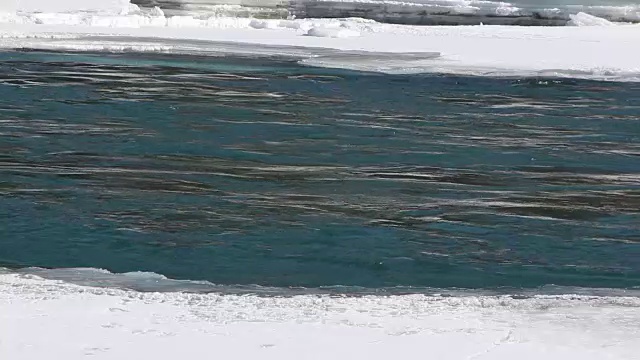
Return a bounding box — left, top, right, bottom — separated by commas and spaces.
1, 3, 640, 359
1, 0, 640, 81
8, 0, 640, 24
5, 267, 640, 296
1, 268, 640, 360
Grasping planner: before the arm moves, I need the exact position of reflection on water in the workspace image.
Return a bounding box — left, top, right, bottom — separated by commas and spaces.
0, 50, 639, 289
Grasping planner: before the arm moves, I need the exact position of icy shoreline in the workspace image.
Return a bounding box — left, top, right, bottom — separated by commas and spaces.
1, 1, 640, 81
1, 0, 639, 81
5, 267, 640, 296
2, 271, 639, 360
1, 22, 639, 82
134, 0, 640, 26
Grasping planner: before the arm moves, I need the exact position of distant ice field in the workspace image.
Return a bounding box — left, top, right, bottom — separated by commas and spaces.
6, 0, 640, 25
1, 1, 639, 81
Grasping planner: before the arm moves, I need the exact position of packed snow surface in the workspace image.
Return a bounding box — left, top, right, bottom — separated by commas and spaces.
2, 270, 640, 360
1, 0, 639, 81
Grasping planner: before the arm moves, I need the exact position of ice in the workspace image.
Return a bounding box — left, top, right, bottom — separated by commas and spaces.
2, 3, 639, 358
1, 0, 640, 80
1, 270, 639, 360
9, 0, 640, 25
249, 19, 279, 29
15, 0, 137, 14
305, 26, 361, 38
290, 0, 640, 24
146, 0, 640, 24
2, 18, 640, 81
9, 267, 640, 297
149, 6, 166, 17
568, 12, 615, 26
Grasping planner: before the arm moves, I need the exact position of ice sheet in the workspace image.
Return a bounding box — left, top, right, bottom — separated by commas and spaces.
568, 11, 615, 25
132, 1, 640, 25
293, 0, 640, 25
1, 18, 639, 81
1, 271, 639, 360
1, 0, 639, 81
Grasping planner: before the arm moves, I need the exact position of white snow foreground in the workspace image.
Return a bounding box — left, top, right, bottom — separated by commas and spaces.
1, 272, 639, 360
1, 0, 640, 81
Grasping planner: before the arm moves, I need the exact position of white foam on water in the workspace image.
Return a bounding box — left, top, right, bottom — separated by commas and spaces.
1, 269, 639, 360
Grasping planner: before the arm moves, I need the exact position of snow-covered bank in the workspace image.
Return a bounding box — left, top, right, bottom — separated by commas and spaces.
1, 0, 639, 81
12, 267, 640, 296
290, 0, 640, 25
131, 0, 640, 25
5, 0, 640, 25
1, 271, 639, 360
1, 19, 639, 81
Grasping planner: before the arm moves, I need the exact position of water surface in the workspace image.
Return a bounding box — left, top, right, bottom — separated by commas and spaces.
0, 50, 639, 290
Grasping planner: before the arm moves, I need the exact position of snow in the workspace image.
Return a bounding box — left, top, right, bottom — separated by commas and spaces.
149, 6, 165, 18
1, 271, 639, 360
0, 1, 639, 81
305, 26, 362, 38
11, 0, 137, 14
249, 19, 280, 29
568, 12, 614, 26
292, 0, 640, 24
1, 18, 639, 81
146, 0, 640, 24
2, 2, 639, 358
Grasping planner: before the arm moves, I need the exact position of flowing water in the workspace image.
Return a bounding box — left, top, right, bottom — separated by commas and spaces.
1, 50, 639, 292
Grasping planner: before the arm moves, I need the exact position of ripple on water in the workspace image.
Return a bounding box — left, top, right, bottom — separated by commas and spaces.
0, 50, 639, 289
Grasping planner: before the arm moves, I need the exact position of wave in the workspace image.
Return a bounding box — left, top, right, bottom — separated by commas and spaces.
3, 267, 640, 297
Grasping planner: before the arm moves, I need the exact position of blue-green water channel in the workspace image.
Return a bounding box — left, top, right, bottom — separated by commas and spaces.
1, 50, 639, 290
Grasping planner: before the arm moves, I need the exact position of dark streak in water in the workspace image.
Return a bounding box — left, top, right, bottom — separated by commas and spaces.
1, 50, 639, 290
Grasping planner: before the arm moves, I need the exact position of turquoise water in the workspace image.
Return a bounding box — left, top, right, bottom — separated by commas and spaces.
1, 50, 639, 291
